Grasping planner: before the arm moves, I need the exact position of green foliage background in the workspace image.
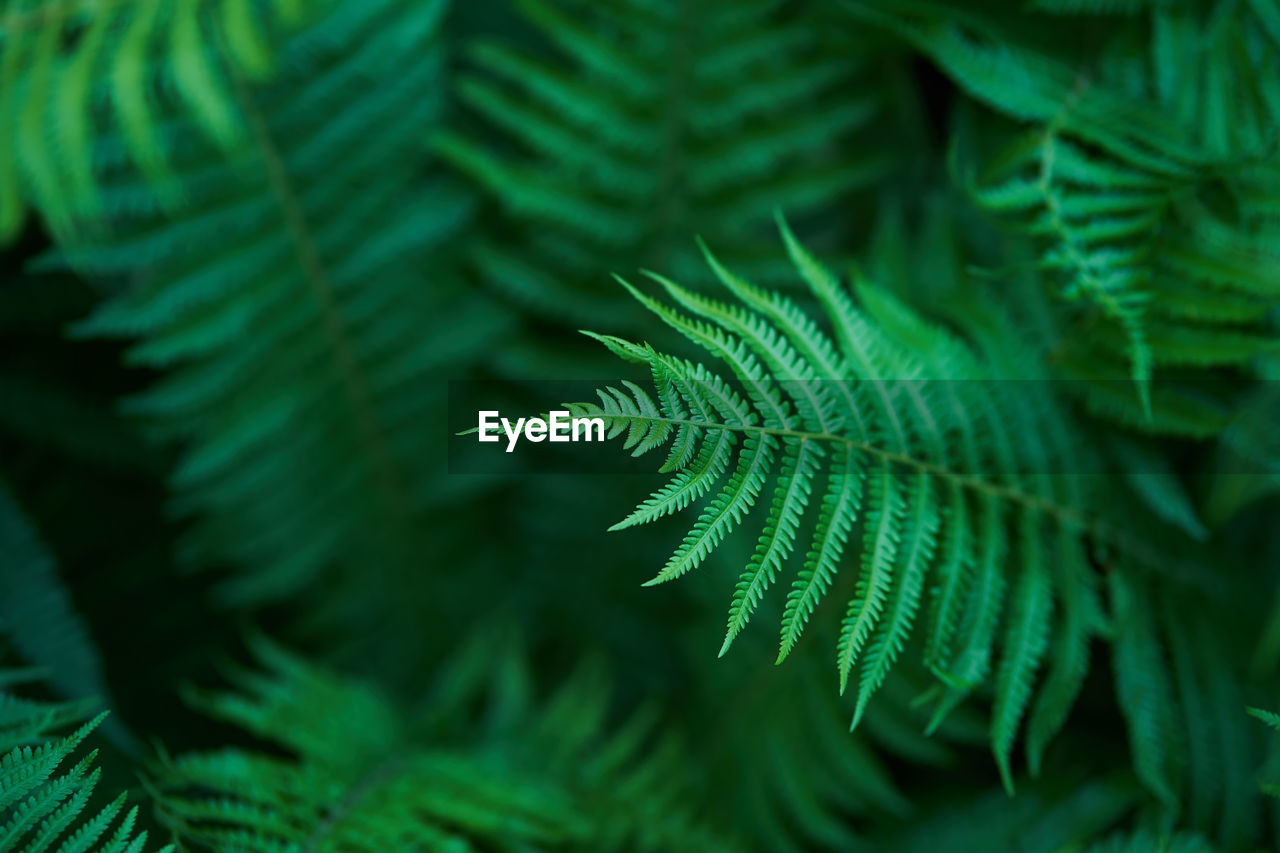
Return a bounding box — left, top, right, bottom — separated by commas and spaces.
1, 0, 1279, 850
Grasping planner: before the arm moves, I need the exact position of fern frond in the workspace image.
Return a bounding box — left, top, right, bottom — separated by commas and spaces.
0, 670, 169, 853
153, 634, 741, 852
565, 221, 1182, 778
0, 0, 323, 240
1250, 708, 1280, 733
849, 0, 1280, 430
436, 0, 894, 325
49, 0, 508, 617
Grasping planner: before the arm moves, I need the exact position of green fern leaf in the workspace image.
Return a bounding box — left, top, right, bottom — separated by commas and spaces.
850, 0, 1280, 432
48, 0, 507, 622
436, 0, 892, 325
0, 672, 169, 853
560, 220, 1189, 771
154, 634, 740, 852
0, 0, 320, 239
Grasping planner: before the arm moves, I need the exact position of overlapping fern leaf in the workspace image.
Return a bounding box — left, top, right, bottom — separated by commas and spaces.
845, 0, 1280, 433
151, 633, 739, 852
435, 0, 894, 326
0, 0, 324, 240
47, 0, 508, 612
0, 668, 170, 853
563, 218, 1167, 790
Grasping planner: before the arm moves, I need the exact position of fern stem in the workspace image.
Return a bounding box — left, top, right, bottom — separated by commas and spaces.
596, 410, 1192, 578
227, 56, 405, 510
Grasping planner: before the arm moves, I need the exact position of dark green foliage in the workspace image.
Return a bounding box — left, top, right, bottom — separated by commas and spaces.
1, 0, 1277, 850
848, 0, 1280, 432
44, 0, 507, 619
152, 635, 737, 852
569, 224, 1243, 795
0, 0, 318, 239
436, 0, 893, 326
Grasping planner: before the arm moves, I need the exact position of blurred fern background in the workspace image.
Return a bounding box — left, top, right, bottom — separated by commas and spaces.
1, 0, 1279, 850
